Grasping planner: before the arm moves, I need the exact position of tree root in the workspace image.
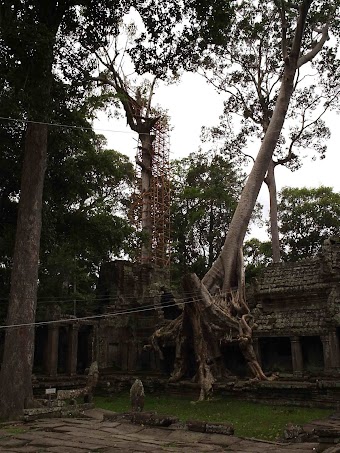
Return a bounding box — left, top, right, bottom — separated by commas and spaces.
148, 272, 269, 399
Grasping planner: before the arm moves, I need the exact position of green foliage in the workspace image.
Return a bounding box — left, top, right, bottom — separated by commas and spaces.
244, 238, 272, 282
95, 393, 332, 441
0, 72, 136, 302
278, 186, 340, 260
129, 1, 236, 77
35, 124, 135, 299
170, 150, 260, 282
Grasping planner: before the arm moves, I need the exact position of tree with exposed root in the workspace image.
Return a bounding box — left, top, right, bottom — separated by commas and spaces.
150, 0, 339, 400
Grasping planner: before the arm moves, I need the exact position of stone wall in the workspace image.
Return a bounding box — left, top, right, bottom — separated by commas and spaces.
95, 261, 175, 372
250, 239, 340, 337
248, 238, 340, 376
19, 239, 340, 383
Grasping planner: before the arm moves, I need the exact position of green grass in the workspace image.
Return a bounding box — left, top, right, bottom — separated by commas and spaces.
2, 425, 27, 435
95, 393, 332, 441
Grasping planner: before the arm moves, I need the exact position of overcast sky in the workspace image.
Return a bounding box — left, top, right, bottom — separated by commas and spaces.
94, 71, 340, 240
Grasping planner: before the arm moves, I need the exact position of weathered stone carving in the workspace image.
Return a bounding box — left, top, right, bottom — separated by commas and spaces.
57, 361, 99, 403
130, 378, 145, 412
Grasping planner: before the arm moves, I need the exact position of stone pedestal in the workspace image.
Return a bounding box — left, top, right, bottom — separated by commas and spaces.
46, 325, 59, 376
290, 336, 303, 377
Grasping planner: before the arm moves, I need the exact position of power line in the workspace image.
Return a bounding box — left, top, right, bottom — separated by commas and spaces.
0, 298, 203, 331
0, 289, 208, 304
0, 116, 149, 136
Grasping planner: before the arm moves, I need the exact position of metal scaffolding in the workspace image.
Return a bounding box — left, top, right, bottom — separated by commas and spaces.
131, 117, 171, 267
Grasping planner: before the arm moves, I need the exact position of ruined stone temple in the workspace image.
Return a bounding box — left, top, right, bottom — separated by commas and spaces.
249, 237, 340, 377
1, 239, 340, 401
17, 261, 177, 381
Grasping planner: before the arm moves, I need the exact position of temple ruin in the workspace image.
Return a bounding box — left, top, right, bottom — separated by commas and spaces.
1, 239, 340, 405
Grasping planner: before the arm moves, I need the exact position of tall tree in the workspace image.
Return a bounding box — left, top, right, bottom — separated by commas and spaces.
0, 0, 135, 420
278, 186, 340, 260
151, 0, 339, 400
200, 1, 339, 262
203, 0, 339, 291
0, 0, 66, 419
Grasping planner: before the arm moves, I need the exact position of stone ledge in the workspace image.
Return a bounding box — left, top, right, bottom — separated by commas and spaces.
103, 410, 178, 427
22, 403, 94, 421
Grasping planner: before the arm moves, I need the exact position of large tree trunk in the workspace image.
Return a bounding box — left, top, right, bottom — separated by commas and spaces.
0, 123, 48, 419
265, 159, 281, 263
202, 57, 299, 292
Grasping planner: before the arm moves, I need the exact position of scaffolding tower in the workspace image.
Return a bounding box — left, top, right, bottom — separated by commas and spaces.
131, 117, 171, 267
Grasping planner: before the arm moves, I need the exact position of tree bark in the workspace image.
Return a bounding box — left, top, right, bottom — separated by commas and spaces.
265, 159, 281, 263
0, 123, 48, 419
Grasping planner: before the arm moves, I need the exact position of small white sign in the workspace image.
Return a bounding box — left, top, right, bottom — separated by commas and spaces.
45, 388, 56, 395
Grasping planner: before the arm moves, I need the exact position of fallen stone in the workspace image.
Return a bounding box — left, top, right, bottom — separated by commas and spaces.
130, 411, 178, 427
186, 420, 234, 435
186, 420, 206, 432
205, 421, 234, 435
103, 410, 178, 427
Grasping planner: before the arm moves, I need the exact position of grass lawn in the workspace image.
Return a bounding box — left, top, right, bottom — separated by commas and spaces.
95, 393, 332, 441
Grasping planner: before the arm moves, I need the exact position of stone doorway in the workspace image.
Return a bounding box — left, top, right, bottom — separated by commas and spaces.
301, 336, 324, 372
259, 337, 292, 373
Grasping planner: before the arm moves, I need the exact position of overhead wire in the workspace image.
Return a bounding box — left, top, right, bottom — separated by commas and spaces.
0, 289, 211, 304
0, 289, 235, 331
0, 116, 152, 136
0, 296, 209, 331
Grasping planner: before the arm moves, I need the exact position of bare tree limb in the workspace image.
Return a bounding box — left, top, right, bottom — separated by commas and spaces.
297, 24, 329, 68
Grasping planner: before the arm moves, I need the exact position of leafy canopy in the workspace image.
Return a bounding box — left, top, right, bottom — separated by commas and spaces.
279, 186, 340, 260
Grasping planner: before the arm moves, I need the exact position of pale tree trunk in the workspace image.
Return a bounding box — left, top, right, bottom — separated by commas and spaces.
264, 159, 281, 263
0, 123, 48, 419
203, 0, 316, 292
203, 58, 300, 292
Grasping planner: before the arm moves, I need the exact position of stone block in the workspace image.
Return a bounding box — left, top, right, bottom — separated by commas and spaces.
130, 411, 179, 427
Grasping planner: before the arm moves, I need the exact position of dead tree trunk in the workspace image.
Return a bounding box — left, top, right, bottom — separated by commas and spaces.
139, 133, 154, 262
93, 70, 159, 263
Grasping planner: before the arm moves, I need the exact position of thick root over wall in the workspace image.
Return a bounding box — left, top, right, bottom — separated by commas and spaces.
150, 273, 270, 400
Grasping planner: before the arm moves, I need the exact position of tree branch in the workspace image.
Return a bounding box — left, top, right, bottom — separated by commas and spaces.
297, 24, 329, 68
276, 0, 289, 61
290, 0, 314, 65
146, 76, 157, 118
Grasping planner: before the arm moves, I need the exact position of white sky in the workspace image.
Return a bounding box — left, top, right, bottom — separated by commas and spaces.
94, 71, 340, 241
